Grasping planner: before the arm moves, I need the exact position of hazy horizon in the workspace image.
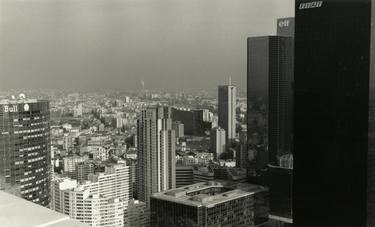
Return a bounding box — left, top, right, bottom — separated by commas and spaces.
0, 0, 294, 91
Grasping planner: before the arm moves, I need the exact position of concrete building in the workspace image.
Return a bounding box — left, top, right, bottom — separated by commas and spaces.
218, 81, 236, 147
88, 163, 130, 206
124, 199, 149, 227
150, 181, 269, 227
52, 163, 130, 226
192, 166, 214, 183
172, 121, 184, 139
63, 156, 87, 173
175, 165, 194, 188
0, 98, 51, 206
51, 177, 125, 227
137, 106, 176, 207
76, 161, 95, 183
210, 127, 226, 160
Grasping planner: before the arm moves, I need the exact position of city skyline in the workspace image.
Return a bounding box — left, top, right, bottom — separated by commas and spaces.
2, 0, 375, 226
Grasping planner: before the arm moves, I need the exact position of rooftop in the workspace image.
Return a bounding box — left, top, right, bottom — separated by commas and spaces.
151, 180, 267, 207
0, 191, 88, 226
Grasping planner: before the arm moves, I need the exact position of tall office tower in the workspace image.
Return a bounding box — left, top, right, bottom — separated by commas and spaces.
0, 98, 51, 206
150, 181, 269, 227
294, 0, 374, 225
137, 106, 176, 207
277, 17, 295, 37
247, 36, 294, 171
218, 81, 236, 147
210, 127, 226, 160
51, 177, 126, 227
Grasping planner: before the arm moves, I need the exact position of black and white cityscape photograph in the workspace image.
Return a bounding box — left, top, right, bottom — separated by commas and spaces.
0, 0, 374, 226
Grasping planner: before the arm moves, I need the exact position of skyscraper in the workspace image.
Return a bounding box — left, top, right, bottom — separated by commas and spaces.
137, 106, 176, 207
218, 81, 236, 147
210, 127, 226, 160
247, 36, 294, 170
0, 97, 51, 206
294, 0, 374, 225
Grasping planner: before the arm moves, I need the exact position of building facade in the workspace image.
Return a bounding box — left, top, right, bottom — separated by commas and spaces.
247, 36, 294, 171
124, 199, 149, 227
137, 106, 176, 207
218, 83, 236, 147
294, 0, 375, 225
150, 181, 269, 227
175, 165, 194, 188
0, 98, 51, 206
51, 177, 125, 227
210, 127, 226, 160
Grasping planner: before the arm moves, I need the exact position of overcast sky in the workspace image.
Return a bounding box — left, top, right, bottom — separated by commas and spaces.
0, 0, 293, 92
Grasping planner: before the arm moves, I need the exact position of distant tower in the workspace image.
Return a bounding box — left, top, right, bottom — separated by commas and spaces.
137, 106, 176, 207
218, 79, 236, 147
211, 127, 226, 160
0, 98, 51, 206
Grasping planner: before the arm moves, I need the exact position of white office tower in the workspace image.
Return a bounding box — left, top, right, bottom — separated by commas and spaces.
211, 127, 226, 160
137, 106, 176, 207
218, 80, 237, 147
88, 163, 130, 207
51, 163, 131, 227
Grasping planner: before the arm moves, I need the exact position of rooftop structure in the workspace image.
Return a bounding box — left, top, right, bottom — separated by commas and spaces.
151, 180, 266, 207
151, 181, 269, 226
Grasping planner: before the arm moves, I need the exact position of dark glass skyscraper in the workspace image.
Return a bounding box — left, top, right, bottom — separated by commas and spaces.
247, 36, 294, 171
294, 0, 375, 225
0, 98, 51, 206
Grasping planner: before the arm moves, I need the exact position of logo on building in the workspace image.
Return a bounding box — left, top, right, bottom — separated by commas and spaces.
299, 1, 323, 9
3, 105, 18, 113
278, 20, 290, 28
24, 104, 29, 111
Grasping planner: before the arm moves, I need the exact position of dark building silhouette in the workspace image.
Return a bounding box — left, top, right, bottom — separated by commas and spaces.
247, 36, 294, 170
268, 165, 292, 219
171, 108, 211, 136
294, 0, 375, 225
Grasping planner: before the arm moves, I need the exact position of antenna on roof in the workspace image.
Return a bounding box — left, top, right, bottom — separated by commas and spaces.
228, 76, 232, 86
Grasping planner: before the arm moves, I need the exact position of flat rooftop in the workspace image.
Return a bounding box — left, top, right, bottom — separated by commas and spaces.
0, 99, 44, 105
0, 191, 87, 227
151, 180, 267, 207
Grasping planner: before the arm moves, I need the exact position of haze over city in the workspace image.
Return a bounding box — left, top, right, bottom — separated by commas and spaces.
0, 0, 293, 91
